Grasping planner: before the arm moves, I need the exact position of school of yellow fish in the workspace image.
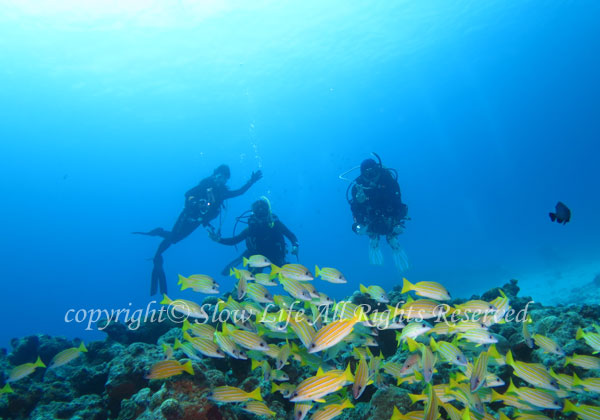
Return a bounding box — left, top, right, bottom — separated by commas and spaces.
3, 255, 600, 420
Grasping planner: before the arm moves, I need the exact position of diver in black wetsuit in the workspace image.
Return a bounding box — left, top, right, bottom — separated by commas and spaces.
134, 164, 262, 295
210, 197, 299, 275
348, 155, 409, 270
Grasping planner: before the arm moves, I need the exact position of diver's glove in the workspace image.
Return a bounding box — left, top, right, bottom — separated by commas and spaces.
352, 223, 366, 235
250, 170, 263, 184
208, 228, 221, 242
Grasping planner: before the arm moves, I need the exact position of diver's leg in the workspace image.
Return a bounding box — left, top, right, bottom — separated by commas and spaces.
132, 227, 170, 238
221, 252, 247, 276
387, 234, 410, 272
368, 235, 384, 265
149, 212, 201, 295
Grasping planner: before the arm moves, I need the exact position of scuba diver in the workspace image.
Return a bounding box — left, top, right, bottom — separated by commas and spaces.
133, 164, 262, 295
345, 153, 409, 271
209, 197, 299, 275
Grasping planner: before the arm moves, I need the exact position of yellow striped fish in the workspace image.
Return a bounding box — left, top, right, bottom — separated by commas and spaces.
576, 327, 600, 353
456, 329, 497, 346
182, 331, 225, 358
549, 368, 578, 391
279, 277, 312, 301
470, 350, 489, 392
236, 274, 248, 300
294, 402, 313, 420
271, 382, 295, 398
173, 338, 202, 361
230, 267, 255, 281
506, 350, 559, 391
145, 359, 194, 379
208, 386, 262, 402
315, 266, 347, 284
572, 373, 600, 393
396, 322, 432, 342
214, 331, 246, 360
506, 380, 562, 409
522, 316, 534, 348
182, 319, 215, 340
424, 384, 440, 420
177, 274, 219, 294
430, 337, 467, 366
255, 272, 278, 286
271, 263, 314, 281
353, 353, 371, 399
246, 282, 274, 304
360, 284, 389, 303
160, 295, 207, 319
533, 334, 565, 356
48, 342, 87, 369
276, 342, 291, 370
490, 389, 536, 411
311, 399, 354, 420
287, 311, 317, 348
241, 400, 275, 417
222, 323, 269, 351
565, 354, 600, 370
308, 313, 367, 353
243, 254, 272, 268
8, 356, 46, 382
391, 407, 425, 420
398, 299, 446, 320
421, 343, 436, 383
289, 365, 353, 402
563, 400, 600, 420
401, 278, 451, 301
489, 289, 510, 319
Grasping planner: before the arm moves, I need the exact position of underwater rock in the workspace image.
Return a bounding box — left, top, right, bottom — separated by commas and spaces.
29, 393, 107, 420
99, 317, 175, 345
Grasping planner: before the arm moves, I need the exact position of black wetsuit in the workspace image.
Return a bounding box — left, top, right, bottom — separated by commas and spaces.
138, 175, 256, 295
217, 214, 298, 273
350, 169, 407, 236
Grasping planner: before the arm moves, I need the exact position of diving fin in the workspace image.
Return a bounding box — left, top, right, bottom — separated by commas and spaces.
368, 237, 384, 265
387, 235, 410, 272
133, 227, 170, 238
151, 255, 168, 295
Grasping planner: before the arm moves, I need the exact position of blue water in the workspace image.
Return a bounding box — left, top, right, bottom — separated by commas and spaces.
1, 0, 599, 348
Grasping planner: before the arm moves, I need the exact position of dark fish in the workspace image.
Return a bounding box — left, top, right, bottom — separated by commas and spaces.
549, 201, 571, 224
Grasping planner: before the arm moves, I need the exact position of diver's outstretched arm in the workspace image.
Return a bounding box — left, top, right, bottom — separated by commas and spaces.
226, 170, 262, 199
132, 227, 170, 238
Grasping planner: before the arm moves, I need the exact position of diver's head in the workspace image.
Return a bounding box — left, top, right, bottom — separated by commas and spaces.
360, 158, 379, 180
251, 197, 272, 224
213, 164, 231, 186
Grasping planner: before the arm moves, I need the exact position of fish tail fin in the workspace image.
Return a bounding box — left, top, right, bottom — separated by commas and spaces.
251, 359, 261, 371
490, 389, 503, 402
182, 319, 192, 332
505, 350, 515, 367
576, 328, 585, 340
183, 331, 193, 342
342, 399, 354, 409
249, 387, 263, 401
271, 382, 279, 393
359, 284, 369, 295
408, 393, 423, 404
344, 363, 354, 383
34, 356, 46, 368
177, 274, 185, 285
174, 338, 182, 350
572, 372, 583, 387
429, 337, 438, 352
78, 342, 87, 353
269, 264, 281, 278
1, 384, 13, 394
507, 378, 518, 394
391, 407, 402, 420
563, 400, 576, 413
564, 356, 572, 367
401, 278, 413, 294
315, 265, 320, 278
182, 360, 194, 375
243, 257, 249, 267
549, 212, 556, 222
406, 337, 419, 353
160, 294, 171, 305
